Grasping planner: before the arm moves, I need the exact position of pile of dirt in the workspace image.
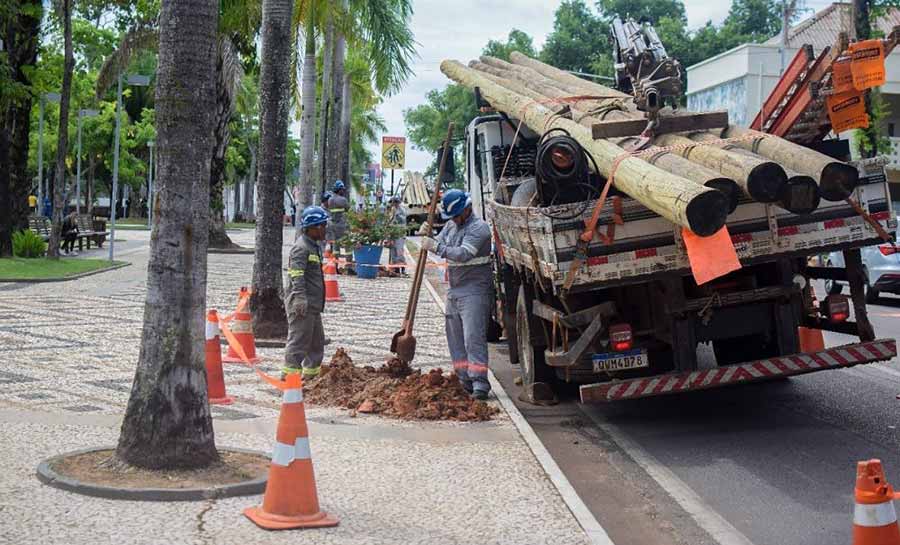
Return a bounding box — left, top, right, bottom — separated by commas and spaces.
304, 348, 499, 422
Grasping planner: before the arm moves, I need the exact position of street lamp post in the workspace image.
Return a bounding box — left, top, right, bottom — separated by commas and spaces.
37, 92, 60, 216
147, 140, 155, 226
109, 73, 151, 261
76, 109, 99, 215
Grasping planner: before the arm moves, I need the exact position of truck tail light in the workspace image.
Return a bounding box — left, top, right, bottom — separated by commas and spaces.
823, 294, 850, 323
609, 323, 633, 352
879, 244, 898, 256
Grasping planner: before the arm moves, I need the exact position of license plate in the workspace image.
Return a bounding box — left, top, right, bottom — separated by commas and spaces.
592, 349, 648, 372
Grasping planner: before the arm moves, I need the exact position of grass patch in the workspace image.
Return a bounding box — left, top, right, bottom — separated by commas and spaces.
0, 257, 124, 280
226, 222, 256, 230
114, 217, 147, 225
114, 223, 149, 231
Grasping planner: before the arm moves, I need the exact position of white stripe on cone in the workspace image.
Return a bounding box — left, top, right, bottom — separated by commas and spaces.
854, 501, 899, 527
283, 388, 303, 404
205, 319, 219, 340
271, 437, 312, 466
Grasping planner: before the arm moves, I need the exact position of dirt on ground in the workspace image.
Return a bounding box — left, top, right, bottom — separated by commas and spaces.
304, 348, 499, 422
51, 449, 269, 489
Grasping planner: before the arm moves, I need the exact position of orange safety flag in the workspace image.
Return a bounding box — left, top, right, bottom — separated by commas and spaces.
682, 226, 742, 286
831, 57, 855, 95
826, 91, 869, 133
849, 39, 886, 90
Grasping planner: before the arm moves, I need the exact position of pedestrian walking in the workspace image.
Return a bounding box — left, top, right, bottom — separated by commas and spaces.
386, 195, 407, 276
42, 196, 52, 217
28, 194, 37, 215
284, 206, 330, 380
61, 210, 80, 256
420, 189, 494, 400
327, 180, 349, 259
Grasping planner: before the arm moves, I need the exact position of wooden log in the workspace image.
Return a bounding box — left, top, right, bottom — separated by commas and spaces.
471, 62, 739, 214
720, 125, 857, 201
441, 60, 728, 236
658, 133, 786, 203
508, 51, 631, 99
779, 173, 821, 215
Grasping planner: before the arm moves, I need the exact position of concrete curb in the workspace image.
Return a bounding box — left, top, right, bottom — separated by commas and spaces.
207, 247, 255, 255
0, 261, 130, 283
419, 274, 615, 545
36, 446, 268, 502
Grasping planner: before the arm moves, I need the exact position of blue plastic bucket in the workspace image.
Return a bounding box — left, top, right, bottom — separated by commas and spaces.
353, 244, 383, 279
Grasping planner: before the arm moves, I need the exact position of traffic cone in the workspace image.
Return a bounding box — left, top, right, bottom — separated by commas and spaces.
205, 310, 233, 405
223, 287, 261, 365
852, 459, 900, 545
799, 290, 825, 352
324, 258, 342, 303
244, 370, 339, 530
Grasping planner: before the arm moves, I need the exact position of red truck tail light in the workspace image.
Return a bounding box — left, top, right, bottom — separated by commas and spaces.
823, 294, 850, 323
879, 244, 898, 256
609, 323, 633, 352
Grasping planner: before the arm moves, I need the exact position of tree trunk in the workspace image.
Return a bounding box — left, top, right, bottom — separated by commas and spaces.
48, 0, 74, 260
3, 1, 41, 251
209, 39, 238, 249
116, 0, 219, 470
326, 1, 346, 186
251, 0, 293, 339
233, 175, 241, 221
87, 156, 95, 216
314, 14, 334, 195
441, 60, 727, 236
339, 69, 351, 184
298, 12, 317, 210
0, 107, 11, 257
245, 145, 256, 219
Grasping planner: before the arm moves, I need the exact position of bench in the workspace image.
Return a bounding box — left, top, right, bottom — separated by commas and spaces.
28, 215, 108, 252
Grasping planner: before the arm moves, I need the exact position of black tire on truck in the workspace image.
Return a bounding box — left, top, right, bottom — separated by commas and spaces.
515, 284, 556, 395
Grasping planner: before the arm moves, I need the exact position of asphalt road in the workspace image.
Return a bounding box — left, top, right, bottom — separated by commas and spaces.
491, 290, 900, 545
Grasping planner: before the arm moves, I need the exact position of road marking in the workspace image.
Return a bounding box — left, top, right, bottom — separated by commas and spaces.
578, 407, 757, 545
420, 274, 615, 545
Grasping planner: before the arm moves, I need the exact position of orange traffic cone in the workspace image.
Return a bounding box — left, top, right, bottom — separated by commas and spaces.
852, 459, 900, 545
324, 258, 342, 302
205, 310, 233, 405
244, 370, 339, 530
223, 287, 261, 365
799, 327, 825, 352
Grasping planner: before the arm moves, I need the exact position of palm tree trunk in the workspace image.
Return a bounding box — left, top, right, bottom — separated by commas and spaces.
339, 70, 351, 183
209, 38, 239, 249
251, 0, 293, 339
298, 12, 317, 210
314, 13, 334, 194
325, 2, 345, 186
48, 0, 74, 259
233, 175, 241, 221
116, 0, 219, 470
245, 145, 256, 219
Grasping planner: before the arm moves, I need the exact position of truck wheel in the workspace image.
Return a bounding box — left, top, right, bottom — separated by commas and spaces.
504, 308, 520, 364
516, 285, 552, 387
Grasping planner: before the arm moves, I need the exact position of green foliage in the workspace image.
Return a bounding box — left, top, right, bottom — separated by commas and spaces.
723, 0, 782, 38
12, 230, 47, 258
541, 0, 608, 73
338, 206, 405, 248
483, 29, 538, 62
855, 89, 893, 158
595, 0, 686, 25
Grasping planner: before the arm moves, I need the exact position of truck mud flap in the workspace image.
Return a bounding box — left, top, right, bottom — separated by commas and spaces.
579, 339, 897, 403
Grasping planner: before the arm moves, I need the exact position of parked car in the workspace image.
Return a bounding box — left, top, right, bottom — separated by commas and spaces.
824, 216, 900, 302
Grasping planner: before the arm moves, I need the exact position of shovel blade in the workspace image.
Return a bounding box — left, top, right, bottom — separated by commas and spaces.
394, 334, 417, 364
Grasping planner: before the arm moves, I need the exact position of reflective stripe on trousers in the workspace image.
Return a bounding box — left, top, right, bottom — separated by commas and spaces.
445, 294, 491, 393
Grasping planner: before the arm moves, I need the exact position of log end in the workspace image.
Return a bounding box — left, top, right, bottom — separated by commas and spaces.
704, 178, 740, 214
685, 189, 729, 237
747, 163, 788, 203
819, 162, 859, 202
779, 176, 821, 215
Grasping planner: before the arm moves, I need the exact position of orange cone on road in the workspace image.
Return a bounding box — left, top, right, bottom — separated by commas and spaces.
223, 287, 261, 364
205, 310, 233, 405
852, 459, 900, 545
244, 371, 339, 530
799, 327, 825, 352
324, 258, 342, 303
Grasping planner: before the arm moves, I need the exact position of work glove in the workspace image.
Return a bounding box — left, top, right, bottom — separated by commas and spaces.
416, 223, 430, 236
421, 237, 438, 253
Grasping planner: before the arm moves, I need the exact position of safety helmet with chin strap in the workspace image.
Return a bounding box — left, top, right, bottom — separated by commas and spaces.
440, 189, 471, 220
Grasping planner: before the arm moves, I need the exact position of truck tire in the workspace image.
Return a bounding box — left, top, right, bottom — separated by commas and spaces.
516, 285, 552, 386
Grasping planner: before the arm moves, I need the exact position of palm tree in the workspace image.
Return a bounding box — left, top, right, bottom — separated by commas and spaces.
297, 0, 320, 209
116, 0, 219, 469
47, 0, 74, 260
251, 0, 294, 339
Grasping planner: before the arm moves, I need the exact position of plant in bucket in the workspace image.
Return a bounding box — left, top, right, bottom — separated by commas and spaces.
339, 206, 405, 279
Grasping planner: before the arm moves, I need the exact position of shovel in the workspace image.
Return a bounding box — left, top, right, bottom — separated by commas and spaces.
391, 123, 455, 363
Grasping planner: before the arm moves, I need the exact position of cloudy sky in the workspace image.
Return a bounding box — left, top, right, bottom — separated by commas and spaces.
293, 0, 740, 176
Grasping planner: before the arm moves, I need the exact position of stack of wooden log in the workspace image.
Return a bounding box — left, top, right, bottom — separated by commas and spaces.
440, 52, 860, 237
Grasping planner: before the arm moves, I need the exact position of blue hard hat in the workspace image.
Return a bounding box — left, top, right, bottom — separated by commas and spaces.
333, 180, 345, 191
440, 189, 471, 220
300, 206, 329, 228
321, 191, 333, 201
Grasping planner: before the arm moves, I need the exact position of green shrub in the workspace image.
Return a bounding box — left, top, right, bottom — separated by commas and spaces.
12, 230, 47, 258
338, 206, 405, 248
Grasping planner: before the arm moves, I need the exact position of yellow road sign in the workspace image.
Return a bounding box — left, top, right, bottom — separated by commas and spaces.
382, 136, 406, 169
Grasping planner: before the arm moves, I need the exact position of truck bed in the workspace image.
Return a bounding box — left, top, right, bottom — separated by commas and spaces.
491, 158, 895, 293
